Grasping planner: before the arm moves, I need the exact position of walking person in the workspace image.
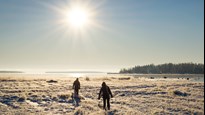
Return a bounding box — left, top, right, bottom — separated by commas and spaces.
98, 82, 113, 110
73, 78, 80, 95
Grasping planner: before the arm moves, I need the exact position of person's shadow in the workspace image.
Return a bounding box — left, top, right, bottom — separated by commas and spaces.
72, 93, 80, 107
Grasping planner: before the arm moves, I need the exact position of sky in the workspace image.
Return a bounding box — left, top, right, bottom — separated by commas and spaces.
0, 0, 204, 72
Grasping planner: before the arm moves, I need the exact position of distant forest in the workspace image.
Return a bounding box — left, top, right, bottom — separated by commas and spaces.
120, 63, 204, 74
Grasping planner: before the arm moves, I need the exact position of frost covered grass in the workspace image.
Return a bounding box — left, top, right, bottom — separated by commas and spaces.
0, 74, 204, 115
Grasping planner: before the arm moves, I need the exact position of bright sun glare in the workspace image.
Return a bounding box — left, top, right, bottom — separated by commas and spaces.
67, 7, 89, 28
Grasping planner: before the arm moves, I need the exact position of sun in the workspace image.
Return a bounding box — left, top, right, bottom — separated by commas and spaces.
67, 7, 89, 28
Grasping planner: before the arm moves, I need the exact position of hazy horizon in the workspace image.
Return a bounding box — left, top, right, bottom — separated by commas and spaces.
0, 62, 204, 73
0, 0, 204, 72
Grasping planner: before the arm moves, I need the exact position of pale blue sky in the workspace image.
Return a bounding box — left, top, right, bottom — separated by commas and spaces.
0, 0, 204, 72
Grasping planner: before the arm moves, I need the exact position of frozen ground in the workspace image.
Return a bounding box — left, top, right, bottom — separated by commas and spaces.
0, 74, 204, 115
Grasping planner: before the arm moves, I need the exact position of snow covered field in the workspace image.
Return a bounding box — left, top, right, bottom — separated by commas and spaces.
0, 74, 204, 115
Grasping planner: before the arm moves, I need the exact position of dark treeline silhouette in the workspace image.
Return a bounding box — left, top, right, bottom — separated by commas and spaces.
120, 63, 204, 74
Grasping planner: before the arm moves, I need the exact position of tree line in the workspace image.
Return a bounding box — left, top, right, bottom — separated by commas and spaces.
120, 63, 204, 74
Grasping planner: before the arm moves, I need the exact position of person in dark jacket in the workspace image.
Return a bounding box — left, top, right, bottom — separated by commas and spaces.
98, 82, 113, 110
73, 78, 80, 95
